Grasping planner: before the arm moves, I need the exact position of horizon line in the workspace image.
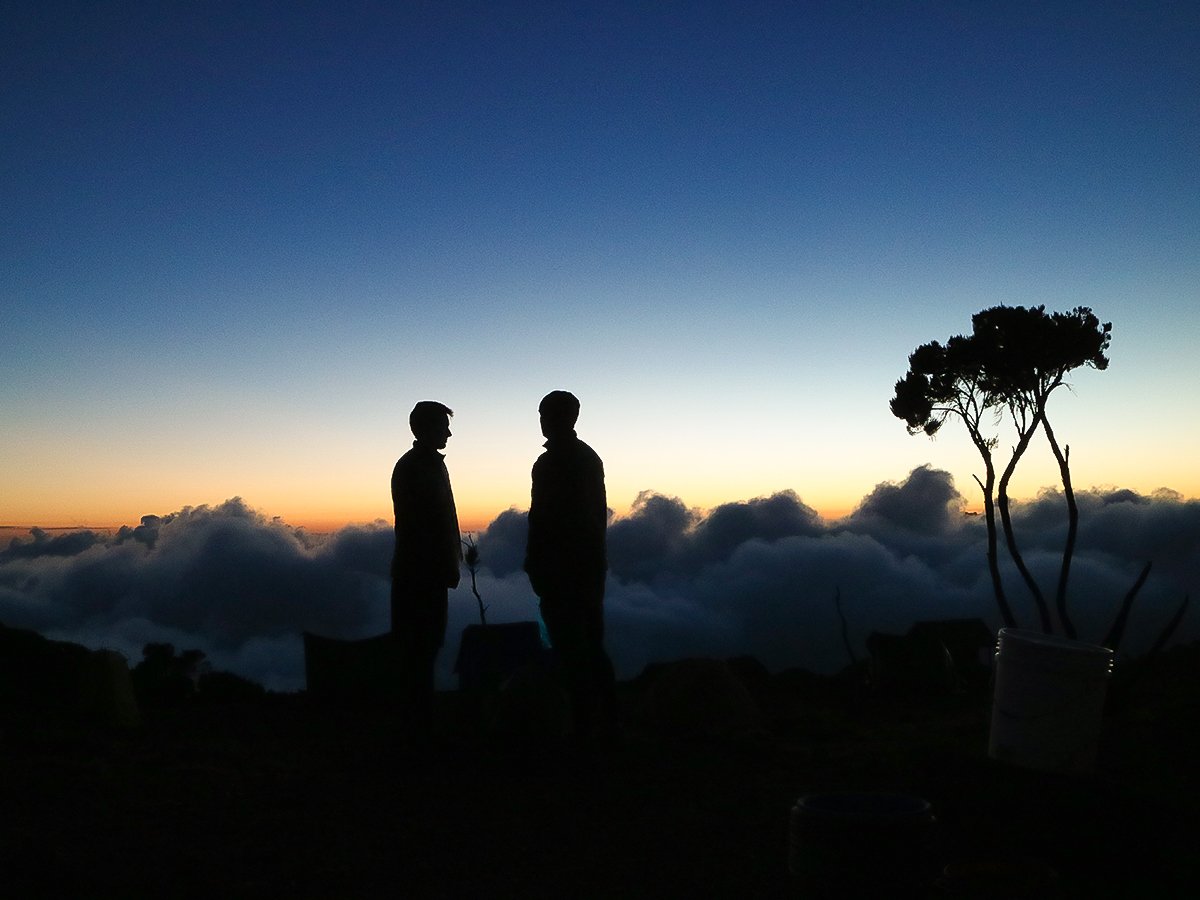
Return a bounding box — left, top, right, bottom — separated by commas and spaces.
5, 482, 1194, 536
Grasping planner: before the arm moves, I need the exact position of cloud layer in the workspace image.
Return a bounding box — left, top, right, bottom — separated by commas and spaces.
3, 470, 1197, 691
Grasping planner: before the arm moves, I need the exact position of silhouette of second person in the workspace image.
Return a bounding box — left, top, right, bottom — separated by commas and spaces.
524, 390, 617, 743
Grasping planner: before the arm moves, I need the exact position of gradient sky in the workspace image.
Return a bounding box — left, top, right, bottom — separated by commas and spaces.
4, 1, 1198, 533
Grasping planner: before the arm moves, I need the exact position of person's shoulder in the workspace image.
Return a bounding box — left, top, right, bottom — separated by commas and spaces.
574, 438, 604, 465
393, 445, 429, 474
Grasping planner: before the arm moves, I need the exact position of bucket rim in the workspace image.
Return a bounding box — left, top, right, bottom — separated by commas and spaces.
997, 627, 1112, 658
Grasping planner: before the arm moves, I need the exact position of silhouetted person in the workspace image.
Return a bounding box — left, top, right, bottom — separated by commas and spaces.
524, 390, 617, 743
392, 400, 461, 733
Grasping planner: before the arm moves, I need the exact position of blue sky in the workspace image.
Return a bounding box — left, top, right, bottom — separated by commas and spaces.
3, 0, 1198, 530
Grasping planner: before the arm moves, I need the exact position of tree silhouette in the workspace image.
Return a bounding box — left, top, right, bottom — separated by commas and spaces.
892, 305, 1112, 636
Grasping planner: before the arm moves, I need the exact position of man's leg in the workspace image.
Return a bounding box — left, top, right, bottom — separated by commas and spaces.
393, 584, 446, 735
539, 595, 594, 742
582, 589, 619, 738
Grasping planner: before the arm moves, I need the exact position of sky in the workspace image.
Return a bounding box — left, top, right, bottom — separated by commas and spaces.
4, 0, 1199, 535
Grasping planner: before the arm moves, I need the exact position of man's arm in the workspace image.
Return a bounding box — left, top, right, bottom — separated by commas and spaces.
524, 457, 545, 585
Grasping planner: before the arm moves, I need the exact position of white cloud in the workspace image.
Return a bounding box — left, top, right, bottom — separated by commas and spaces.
2, 472, 1196, 691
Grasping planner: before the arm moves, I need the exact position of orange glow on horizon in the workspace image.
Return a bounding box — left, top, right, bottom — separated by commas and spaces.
0, 501, 866, 537
5, 467, 1198, 538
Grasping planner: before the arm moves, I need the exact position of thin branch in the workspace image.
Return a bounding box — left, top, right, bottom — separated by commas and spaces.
1102, 561, 1153, 653
834, 587, 858, 669
1146, 594, 1190, 658
461, 533, 488, 626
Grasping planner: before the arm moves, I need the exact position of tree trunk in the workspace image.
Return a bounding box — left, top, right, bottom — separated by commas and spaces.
997, 411, 1053, 633
1042, 419, 1078, 639
973, 452, 1016, 629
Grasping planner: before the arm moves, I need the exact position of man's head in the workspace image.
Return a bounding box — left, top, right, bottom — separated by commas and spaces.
539, 390, 579, 440
410, 400, 453, 449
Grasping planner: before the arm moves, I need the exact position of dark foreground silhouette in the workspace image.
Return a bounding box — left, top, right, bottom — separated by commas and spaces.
391, 400, 462, 733
3, 621, 1199, 899
524, 390, 618, 744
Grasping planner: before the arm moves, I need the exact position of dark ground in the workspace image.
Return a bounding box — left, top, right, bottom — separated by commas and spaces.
3, 646, 1198, 899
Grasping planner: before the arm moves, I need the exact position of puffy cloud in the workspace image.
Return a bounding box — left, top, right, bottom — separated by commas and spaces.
606, 492, 699, 584
0, 527, 104, 561
472, 508, 529, 578
604, 489, 824, 585
2, 472, 1197, 692
848, 463, 967, 534
0, 499, 390, 691
839, 465, 981, 568
684, 490, 825, 573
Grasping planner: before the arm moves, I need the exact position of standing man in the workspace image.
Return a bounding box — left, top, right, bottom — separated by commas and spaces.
392, 400, 461, 733
524, 390, 617, 743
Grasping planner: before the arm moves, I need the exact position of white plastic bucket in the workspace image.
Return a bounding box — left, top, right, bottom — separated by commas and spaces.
988, 627, 1113, 773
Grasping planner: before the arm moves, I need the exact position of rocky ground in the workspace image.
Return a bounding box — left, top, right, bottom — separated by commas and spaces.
2, 643, 1198, 899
